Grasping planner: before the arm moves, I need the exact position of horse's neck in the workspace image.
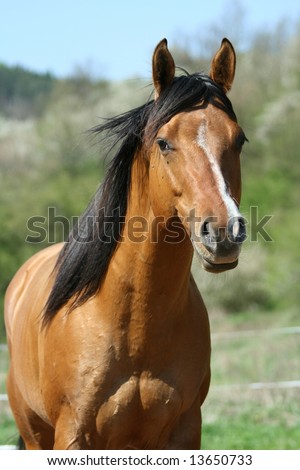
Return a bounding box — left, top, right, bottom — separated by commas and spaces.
98, 158, 195, 362
103, 157, 194, 320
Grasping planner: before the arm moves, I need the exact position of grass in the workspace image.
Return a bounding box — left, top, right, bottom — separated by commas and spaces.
0, 413, 18, 447
202, 416, 300, 450
202, 380, 300, 450
202, 387, 300, 449
201, 308, 300, 449
1, 309, 299, 449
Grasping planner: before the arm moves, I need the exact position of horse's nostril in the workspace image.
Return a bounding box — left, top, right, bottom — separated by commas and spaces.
200, 216, 246, 249
232, 219, 240, 238
201, 220, 210, 237
230, 217, 246, 243
200, 218, 218, 252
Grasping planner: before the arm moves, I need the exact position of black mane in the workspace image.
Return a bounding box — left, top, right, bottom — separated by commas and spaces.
43, 72, 236, 323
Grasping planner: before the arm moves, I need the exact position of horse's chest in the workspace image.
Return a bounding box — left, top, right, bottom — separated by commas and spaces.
95, 373, 182, 448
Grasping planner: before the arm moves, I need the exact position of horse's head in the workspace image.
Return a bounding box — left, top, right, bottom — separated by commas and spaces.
147, 38, 246, 273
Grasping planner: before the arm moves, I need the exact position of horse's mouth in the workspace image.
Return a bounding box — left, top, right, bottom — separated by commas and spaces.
202, 257, 238, 273
192, 240, 239, 273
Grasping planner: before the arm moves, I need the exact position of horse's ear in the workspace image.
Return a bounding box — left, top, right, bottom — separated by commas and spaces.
210, 38, 236, 94
152, 39, 175, 99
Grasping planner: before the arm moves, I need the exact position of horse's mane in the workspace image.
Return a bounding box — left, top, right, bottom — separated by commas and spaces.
43, 71, 236, 324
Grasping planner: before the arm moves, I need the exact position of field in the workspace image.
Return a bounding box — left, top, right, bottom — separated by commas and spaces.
202, 309, 300, 449
1, 306, 299, 449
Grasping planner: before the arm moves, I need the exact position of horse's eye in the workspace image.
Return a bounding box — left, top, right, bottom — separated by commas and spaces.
157, 138, 172, 153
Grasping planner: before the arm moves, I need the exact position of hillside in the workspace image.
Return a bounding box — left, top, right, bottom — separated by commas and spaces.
0, 63, 56, 119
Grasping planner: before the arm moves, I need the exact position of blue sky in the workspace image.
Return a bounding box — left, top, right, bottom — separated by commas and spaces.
1, 0, 299, 80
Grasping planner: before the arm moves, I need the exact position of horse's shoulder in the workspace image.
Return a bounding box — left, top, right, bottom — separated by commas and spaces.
4, 243, 64, 334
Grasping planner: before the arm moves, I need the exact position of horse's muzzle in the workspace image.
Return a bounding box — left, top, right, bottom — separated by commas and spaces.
194, 215, 246, 272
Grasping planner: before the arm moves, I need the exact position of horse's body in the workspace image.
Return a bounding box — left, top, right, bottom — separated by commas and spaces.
5, 39, 246, 449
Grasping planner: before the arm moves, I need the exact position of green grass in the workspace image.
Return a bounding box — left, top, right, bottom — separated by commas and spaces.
200, 308, 300, 449
201, 380, 300, 449
202, 415, 300, 450
0, 414, 18, 447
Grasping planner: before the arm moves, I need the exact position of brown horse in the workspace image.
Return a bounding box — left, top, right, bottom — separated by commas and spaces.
5, 38, 247, 449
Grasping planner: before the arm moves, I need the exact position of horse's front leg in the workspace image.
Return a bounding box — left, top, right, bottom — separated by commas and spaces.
166, 402, 202, 450
167, 370, 210, 450
53, 407, 94, 450
7, 370, 54, 449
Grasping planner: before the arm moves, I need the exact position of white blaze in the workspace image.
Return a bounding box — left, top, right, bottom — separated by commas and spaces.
197, 122, 241, 220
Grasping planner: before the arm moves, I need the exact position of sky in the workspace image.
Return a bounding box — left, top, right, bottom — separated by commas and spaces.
1, 0, 300, 80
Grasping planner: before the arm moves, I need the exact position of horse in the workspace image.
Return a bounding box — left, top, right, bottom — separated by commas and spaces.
5, 38, 247, 450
